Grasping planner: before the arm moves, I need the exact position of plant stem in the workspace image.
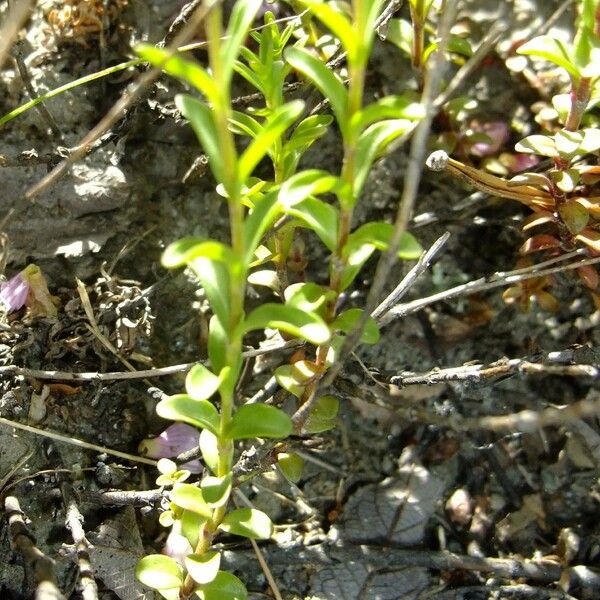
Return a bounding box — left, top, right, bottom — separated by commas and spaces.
564, 76, 591, 131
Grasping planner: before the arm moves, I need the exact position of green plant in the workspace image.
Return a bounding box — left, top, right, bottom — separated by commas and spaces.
134, 0, 423, 597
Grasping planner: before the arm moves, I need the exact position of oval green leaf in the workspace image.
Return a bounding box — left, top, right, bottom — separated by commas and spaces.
195, 570, 248, 600
170, 483, 213, 518
225, 403, 293, 440
201, 474, 232, 507
185, 552, 221, 585
136, 554, 184, 590
156, 394, 220, 435
200, 428, 219, 474
186, 364, 222, 401
219, 508, 273, 539
244, 303, 331, 345
277, 452, 304, 483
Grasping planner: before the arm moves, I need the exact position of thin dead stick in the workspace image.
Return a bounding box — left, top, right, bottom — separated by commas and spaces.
381, 254, 600, 324
370, 547, 562, 584
0, 416, 158, 466
0, 339, 300, 383
385, 391, 600, 433
0, 0, 34, 71
5, 495, 66, 600
390, 358, 600, 387
62, 484, 99, 600
292, 0, 459, 431
371, 232, 450, 320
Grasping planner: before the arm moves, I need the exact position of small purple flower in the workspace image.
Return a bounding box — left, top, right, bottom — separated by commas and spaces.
163, 524, 193, 565
0, 273, 29, 312
138, 423, 202, 473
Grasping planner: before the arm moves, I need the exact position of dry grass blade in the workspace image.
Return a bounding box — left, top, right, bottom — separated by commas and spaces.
0, 0, 33, 71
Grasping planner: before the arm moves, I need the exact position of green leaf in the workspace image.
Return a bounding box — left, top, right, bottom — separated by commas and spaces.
135, 45, 219, 105
340, 223, 422, 290
517, 35, 578, 78
286, 197, 339, 252
185, 552, 221, 585
239, 101, 305, 183
156, 394, 220, 435
233, 59, 264, 93
220, 0, 264, 84
243, 303, 331, 345
356, 0, 386, 52
219, 508, 273, 539
332, 308, 380, 344
385, 18, 412, 56
195, 571, 247, 600
225, 403, 293, 439
181, 509, 208, 548
514, 134, 558, 157
277, 452, 304, 483
201, 474, 233, 507
170, 483, 213, 517
554, 129, 582, 158
279, 169, 339, 207
285, 46, 349, 138
559, 199, 589, 234
188, 257, 231, 326
243, 190, 282, 266
136, 554, 184, 590
284, 114, 334, 153
284, 282, 335, 313
162, 238, 235, 269
274, 363, 309, 397
248, 269, 280, 291
353, 94, 424, 133
304, 395, 339, 433
159, 588, 181, 600
200, 428, 219, 474
176, 94, 232, 189
301, 0, 358, 60
229, 110, 263, 138
355, 120, 414, 197
186, 364, 223, 401
580, 128, 600, 153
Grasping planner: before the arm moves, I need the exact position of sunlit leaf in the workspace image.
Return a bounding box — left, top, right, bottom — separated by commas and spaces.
285, 196, 339, 251
244, 303, 331, 344
185, 552, 221, 585
384, 18, 412, 56
195, 571, 247, 600
219, 508, 273, 539
279, 169, 339, 207
284, 282, 335, 313
171, 483, 213, 517
285, 46, 349, 137
274, 360, 322, 397
514, 134, 558, 157
229, 111, 263, 138
200, 428, 219, 474
157, 394, 220, 435
201, 474, 232, 507
277, 452, 304, 483
354, 120, 416, 196
243, 190, 282, 265
181, 509, 208, 548
225, 403, 293, 439
220, 0, 264, 84
517, 35, 578, 78
136, 554, 184, 590
186, 364, 223, 401
136, 45, 218, 104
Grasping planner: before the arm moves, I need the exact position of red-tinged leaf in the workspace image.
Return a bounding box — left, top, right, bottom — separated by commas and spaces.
521, 211, 555, 231
579, 165, 600, 185
559, 199, 589, 234
576, 228, 600, 254
535, 290, 560, 312
519, 235, 561, 254
577, 265, 599, 289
